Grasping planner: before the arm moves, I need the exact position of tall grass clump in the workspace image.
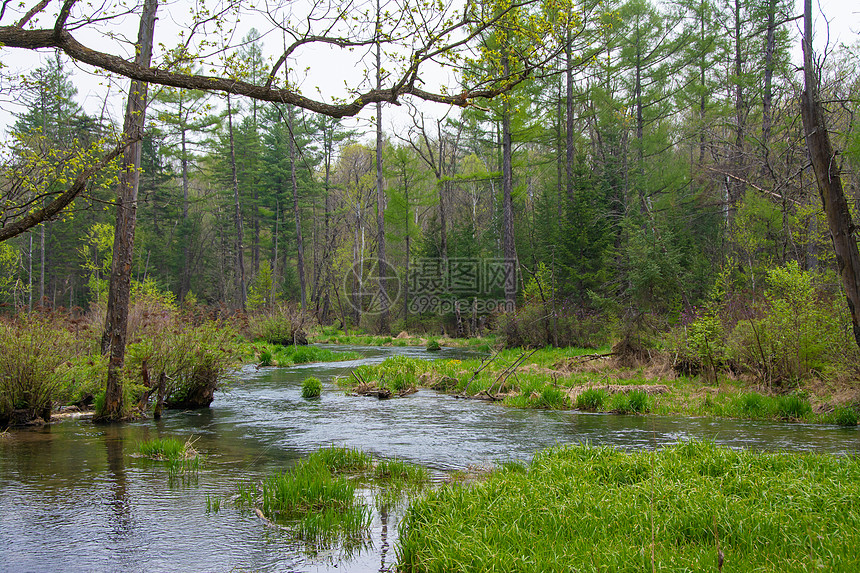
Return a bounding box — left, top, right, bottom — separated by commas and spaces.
136, 437, 200, 476
576, 387, 608, 411
775, 393, 812, 420
301, 376, 322, 398
610, 389, 649, 414
831, 406, 859, 426
137, 437, 187, 460
398, 441, 860, 572
310, 446, 372, 473
238, 455, 370, 545
373, 458, 429, 483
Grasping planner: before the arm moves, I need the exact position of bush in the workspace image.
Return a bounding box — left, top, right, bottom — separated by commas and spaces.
576, 388, 608, 411
727, 263, 849, 384
248, 304, 310, 346
126, 319, 240, 411
302, 376, 322, 398
426, 339, 441, 352
497, 304, 608, 349
0, 317, 77, 425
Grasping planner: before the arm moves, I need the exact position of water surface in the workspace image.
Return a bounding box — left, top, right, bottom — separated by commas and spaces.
1, 344, 858, 572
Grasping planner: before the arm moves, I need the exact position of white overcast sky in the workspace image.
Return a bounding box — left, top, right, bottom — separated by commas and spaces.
0, 0, 857, 140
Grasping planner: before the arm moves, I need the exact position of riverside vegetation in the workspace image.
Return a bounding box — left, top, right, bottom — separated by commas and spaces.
0, 292, 359, 426
337, 262, 860, 426
4, 262, 860, 427
397, 441, 860, 572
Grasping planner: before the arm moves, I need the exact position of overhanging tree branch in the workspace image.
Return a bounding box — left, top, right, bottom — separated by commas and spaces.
0, 138, 131, 242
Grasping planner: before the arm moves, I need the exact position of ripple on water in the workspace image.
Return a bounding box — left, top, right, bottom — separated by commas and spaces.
1, 344, 859, 572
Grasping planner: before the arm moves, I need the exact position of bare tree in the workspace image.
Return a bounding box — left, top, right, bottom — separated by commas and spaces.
800, 0, 860, 349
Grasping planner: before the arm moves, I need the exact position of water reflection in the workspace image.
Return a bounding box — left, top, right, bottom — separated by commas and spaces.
104, 425, 133, 540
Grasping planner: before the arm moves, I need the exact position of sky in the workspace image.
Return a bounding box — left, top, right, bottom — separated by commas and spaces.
0, 0, 857, 140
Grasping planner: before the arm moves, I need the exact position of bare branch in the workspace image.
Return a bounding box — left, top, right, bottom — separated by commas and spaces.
15, 0, 50, 28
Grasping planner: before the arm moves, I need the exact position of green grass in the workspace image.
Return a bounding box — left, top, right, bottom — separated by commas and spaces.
137, 437, 200, 477
830, 406, 859, 426
302, 376, 322, 398
238, 446, 430, 550
238, 455, 369, 545
609, 390, 650, 414
397, 441, 860, 572
310, 446, 373, 473
576, 387, 609, 411
242, 343, 361, 367
137, 437, 189, 460
373, 457, 429, 483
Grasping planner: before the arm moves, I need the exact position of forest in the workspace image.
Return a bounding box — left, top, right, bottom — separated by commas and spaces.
0, 0, 859, 420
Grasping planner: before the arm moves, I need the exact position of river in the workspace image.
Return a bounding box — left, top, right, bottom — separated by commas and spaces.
1, 344, 858, 572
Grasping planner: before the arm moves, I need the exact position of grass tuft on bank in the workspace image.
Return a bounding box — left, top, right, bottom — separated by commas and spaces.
398, 441, 860, 572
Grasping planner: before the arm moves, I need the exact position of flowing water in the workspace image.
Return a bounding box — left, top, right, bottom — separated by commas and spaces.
1, 344, 859, 572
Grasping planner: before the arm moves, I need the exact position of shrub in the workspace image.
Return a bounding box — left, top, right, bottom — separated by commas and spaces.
727, 263, 848, 384
302, 376, 322, 398
576, 388, 608, 411
248, 303, 310, 346
426, 339, 441, 352
0, 317, 77, 425
126, 320, 240, 411
497, 304, 609, 349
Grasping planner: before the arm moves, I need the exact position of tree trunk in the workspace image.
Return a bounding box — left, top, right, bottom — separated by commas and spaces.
761, 0, 777, 149
565, 31, 575, 205
99, 0, 158, 420
227, 94, 247, 310
179, 99, 191, 303
375, 9, 389, 333
801, 0, 860, 349
501, 52, 517, 310
289, 107, 307, 309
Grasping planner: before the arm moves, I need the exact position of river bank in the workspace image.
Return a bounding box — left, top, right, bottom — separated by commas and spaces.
399, 441, 860, 572
3, 343, 859, 572
338, 343, 860, 426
